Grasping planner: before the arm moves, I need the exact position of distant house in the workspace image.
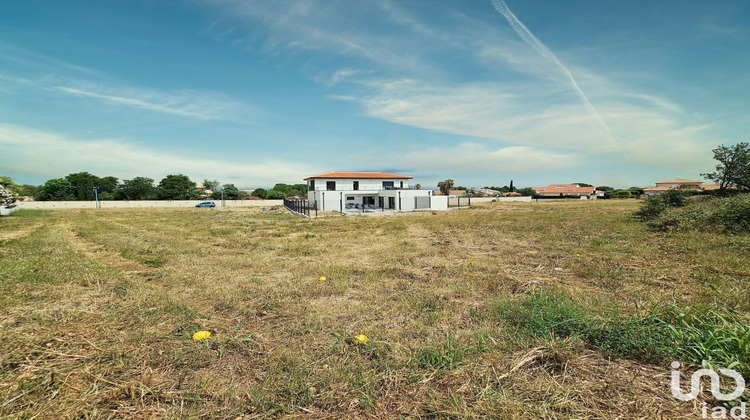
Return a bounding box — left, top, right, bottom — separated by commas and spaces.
532, 184, 597, 198
477, 188, 503, 196
642, 178, 718, 195
304, 171, 447, 212
194, 185, 211, 199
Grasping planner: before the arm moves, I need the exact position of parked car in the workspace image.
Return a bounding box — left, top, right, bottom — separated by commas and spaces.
195, 201, 216, 208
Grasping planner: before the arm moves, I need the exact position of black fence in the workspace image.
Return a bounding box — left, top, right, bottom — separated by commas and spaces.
447, 196, 471, 208
283, 199, 316, 217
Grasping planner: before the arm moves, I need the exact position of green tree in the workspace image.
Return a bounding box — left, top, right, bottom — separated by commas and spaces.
628, 187, 644, 198
98, 176, 119, 194
157, 174, 200, 200
202, 179, 220, 191
291, 184, 308, 197
266, 190, 286, 199
211, 184, 241, 200
65, 172, 100, 201
437, 179, 454, 195
37, 178, 76, 201
271, 183, 292, 196
614, 190, 632, 199
270, 183, 307, 197
252, 188, 268, 199
16, 184, 39, 198
115, 177, 156, 200
517, 187, 537, 196
574, 182, 593, 187
701, 142, 750, 192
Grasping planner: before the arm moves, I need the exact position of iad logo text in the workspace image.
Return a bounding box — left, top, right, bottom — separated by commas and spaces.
670, 361, 746, 419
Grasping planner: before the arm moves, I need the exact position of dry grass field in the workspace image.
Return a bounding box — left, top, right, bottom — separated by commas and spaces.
1, 201, 748, 418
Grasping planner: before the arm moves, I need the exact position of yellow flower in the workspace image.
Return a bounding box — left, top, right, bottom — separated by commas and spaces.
193, 331, 211, 341
318, 276, 326, 282
353, 334, 368, 344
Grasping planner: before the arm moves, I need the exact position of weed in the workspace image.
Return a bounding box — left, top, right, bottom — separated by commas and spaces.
415, 333, 483, 371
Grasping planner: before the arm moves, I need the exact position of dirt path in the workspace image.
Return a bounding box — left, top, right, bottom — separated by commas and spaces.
61, 224, 148, 277
0, 224, 43, 243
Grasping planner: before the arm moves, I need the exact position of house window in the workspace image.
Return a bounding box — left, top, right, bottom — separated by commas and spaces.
353, 181, 359, 191
382, 181, 394, 189
308, 180, 315, 191
326, 181, 336, 191
347, 196, 354, 200
400, 181, 403, 188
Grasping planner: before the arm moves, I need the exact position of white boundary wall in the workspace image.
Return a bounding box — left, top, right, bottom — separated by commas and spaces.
470, 197, 532, 203
18, 200, 283, 210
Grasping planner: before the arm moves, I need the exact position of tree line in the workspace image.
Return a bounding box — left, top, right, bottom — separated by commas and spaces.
0, 172, 308, 201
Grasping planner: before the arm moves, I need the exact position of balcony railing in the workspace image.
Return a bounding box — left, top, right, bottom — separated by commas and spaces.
314, 186, 418, 192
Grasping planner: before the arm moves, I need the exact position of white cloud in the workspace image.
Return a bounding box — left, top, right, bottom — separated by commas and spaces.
345, 77, 716, 171
0, 123, 315, 186
356, 79, 608, 151
392, 143, 582, 173
201, 0, 440, 74
200, 1, 720, 177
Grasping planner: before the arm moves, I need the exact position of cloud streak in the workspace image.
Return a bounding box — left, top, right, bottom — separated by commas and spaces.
54, 85, 248, 121
491, 0, 615, 145
0, 70, 262, 122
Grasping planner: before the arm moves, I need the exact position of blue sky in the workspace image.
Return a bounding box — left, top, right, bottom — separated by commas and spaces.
1, 0, 748, 189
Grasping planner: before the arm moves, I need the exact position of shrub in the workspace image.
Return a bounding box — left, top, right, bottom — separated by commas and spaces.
266, 190, 286, 200
614, 190, 632, 199
252, 188, 268, 199
636, 196, 668, 220
636, 189, 689, 221
713, 194, 750, 233
644, 193, 750, 233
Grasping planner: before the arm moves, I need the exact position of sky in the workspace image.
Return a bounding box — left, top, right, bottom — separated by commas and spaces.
1, 0, 748, 189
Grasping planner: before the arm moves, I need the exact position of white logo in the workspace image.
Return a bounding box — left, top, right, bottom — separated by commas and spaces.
671, 361, 747, 419
671, 361, 745, 401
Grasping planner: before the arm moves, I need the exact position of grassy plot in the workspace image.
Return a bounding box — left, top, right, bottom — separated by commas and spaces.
0, 202, 748, 418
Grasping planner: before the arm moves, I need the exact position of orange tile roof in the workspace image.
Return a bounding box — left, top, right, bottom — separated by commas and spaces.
654, 178, 702, 185
701, 183, 721, 190
303, 171, 412, 180
643, 185, 672, 192
532, 184, 596, 195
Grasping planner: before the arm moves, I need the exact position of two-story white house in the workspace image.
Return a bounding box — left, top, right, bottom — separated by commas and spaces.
304, 171, 448, 213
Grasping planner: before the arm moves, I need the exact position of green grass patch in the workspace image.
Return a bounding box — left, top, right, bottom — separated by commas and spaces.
493, 288, 750, 375
7, 209, 51, 218
415, 332, 490, 371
